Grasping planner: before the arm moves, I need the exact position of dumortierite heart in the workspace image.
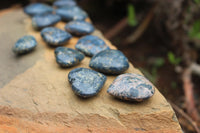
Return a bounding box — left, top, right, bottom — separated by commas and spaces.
13, 35, 37, 54
55, 47, 85, 67
68, 68, 107, 98
65, 21, 94, 36
24, 3, 53, 16
76, 35, 110, 56
53, 0, 77, 8
41, 27, 72, 46
89, 50, 129, 74
107, 73, 155, 102
56, 6, 88, 21
32, 14, 61, 30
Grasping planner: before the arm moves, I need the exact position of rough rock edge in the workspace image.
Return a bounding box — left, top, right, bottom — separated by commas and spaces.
0, 9, 182, 132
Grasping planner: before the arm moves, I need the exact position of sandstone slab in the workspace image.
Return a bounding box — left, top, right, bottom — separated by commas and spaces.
0, 8, 182, 132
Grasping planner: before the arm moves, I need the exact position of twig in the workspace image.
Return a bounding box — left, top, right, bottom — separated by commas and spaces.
104, 17, 127, 39
191, 63, 200, 76
169, 101, 200, 133
182, 68, 199, 121
123, 4, 157, 45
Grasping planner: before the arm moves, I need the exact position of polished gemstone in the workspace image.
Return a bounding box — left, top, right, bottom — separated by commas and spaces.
53, 0, 77, 8
41, 27, 72, 46
89, 49, 129, 74
55, 47, 85, 67
107, 73, 155, 102
76, 35, 110, 56
65, 21, 94, 36
68, 68, 107, 98
13, 35, 37, 54
56, 6, 88, 21
32, 14, 61, 30
24, 3, 53, 16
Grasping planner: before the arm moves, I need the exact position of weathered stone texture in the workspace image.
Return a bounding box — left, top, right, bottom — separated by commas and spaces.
0, 9, 182, 133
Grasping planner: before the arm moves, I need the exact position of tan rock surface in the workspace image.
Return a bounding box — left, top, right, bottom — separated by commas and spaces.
0, 9, 182, 132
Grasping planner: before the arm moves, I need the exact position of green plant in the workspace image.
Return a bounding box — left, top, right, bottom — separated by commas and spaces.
139, 68, 157, 83
139, 57, 165, 83
153, 58, 165, 68
167, 52, 181, 65
194, 0, 200, 4
171, 81, 177, 89
127, 4, 137, 27
189, 20, 200, 39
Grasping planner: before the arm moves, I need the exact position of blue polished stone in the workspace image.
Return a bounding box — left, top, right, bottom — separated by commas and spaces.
55, 47, 85, 67
53, 0, 77, 8
41, 27, 72, 46
65, 21, 94, 36
32, 14, 61, 30
13, 35, 37, 54
107, 73, 155, 102
24, 3, 53, 16
76, 35, 110, 56
89, 49, 129, 74
56, 6, 88, 21
68, 68, 107, 98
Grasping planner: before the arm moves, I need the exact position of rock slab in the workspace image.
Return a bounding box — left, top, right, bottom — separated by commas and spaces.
0, 9, 182, 133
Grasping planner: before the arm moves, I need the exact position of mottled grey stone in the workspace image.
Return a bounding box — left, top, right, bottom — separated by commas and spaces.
107, 73, 155, 102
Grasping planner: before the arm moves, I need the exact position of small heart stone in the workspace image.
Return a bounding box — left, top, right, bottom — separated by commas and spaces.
56, 6, 88, 21
24, 3, 53, 16
53, 0, 77, 8
55, 47, 85, 67
89, 49, 129, 74
75, 35, 110, 56
68, 68, 107, 98
41, 27, 72, 46
65, 21, 94, 36
32, 14, 61, 30
13, 35, 37, 54
107, 73, 155, 102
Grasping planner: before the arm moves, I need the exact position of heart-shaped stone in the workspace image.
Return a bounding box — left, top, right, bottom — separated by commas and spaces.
41, 27, 72, 46
65, 21, 94, 36
13, 35, 37, 54
56, 6, 88, 21
24, 3, 53, 16
53, 0, 77, 8
55, 47, 85, 67
76, 35, 110, 56
68, 68, 107, 98
32, 14, 61, 30
89, 49, 129, 74
107, 73, 155, 102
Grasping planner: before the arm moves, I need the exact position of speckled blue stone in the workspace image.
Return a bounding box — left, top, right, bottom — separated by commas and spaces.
68, 68, 107, 98
55, 47, 85, 67
32, 14, 61, 30
13, 35, 37, 54
24, 3, 53, 16
56, 6, 88, 21
53, 0, 77, 8
89, 49, 129, 74
65, 21, 94, 36
76, 35, 110, 56
41, 27, 72, 46
107, 73, 155, 102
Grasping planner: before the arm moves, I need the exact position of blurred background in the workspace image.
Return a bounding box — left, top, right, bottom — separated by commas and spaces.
1, 0, 200, 132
